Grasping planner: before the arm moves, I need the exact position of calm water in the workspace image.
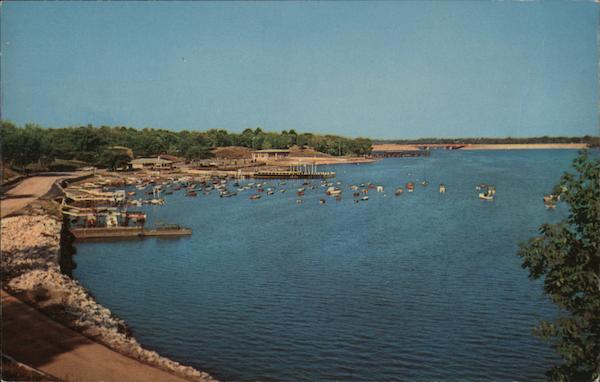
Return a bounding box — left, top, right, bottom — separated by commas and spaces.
73, 150, 581, 382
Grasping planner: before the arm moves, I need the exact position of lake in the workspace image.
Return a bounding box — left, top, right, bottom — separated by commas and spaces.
73, 150, 580, 381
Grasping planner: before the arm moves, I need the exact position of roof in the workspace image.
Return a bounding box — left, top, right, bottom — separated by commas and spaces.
158, 154, 183, 162
130, 157, 173, 165
252, 149, 291, 153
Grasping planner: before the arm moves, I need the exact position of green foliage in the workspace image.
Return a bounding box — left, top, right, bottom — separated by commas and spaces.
0, 121, 372, 168
518, 151, 600, 381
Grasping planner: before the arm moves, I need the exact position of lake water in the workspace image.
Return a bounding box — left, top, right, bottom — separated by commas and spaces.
73, 150, 582, 382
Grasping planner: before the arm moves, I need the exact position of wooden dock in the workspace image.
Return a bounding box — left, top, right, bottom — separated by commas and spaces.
253, 170, 336, 179
70, 226, 192, 240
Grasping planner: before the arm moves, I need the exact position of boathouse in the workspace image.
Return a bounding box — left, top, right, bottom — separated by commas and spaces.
251, 149, 291, 161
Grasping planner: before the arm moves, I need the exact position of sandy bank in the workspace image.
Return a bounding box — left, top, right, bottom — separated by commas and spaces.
460, 143, 589, 150
1, 214, 216, 382
372, 143, 589, 151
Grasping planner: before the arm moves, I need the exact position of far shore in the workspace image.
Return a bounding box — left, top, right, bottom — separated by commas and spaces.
372, 143, 590, 151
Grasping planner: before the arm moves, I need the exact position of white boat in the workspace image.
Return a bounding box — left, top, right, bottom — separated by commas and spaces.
479, 192, 494, 200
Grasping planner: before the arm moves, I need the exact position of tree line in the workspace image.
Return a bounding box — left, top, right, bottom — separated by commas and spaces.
0, 121, 373, 170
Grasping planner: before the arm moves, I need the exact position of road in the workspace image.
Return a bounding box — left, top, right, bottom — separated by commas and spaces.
1, 290, 191, 382
0, 174, 78, 218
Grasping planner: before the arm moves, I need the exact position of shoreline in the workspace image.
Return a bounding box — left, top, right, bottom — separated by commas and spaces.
372, 143, 590, 151
1, 211, 216, 382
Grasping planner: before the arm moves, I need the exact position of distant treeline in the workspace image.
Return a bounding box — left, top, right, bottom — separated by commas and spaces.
0, 121, 373, 170
374, 136, 600, 146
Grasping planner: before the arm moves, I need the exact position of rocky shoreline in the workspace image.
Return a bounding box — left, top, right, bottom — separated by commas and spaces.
1, 213, 216, 382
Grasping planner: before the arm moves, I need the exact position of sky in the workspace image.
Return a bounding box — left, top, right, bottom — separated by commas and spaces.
1, 1, 598, 139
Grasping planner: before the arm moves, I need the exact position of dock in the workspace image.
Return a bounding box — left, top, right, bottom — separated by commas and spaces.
70, 226, 192, 240
253, 170, 335, 179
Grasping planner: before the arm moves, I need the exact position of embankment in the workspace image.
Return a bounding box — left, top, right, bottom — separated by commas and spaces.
1, 213, 216, 382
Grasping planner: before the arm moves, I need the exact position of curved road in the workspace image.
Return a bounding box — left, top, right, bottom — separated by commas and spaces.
1, 174, 75, 218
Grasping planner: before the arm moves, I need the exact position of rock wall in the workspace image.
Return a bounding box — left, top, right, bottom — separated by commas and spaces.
1, 214, 215, 382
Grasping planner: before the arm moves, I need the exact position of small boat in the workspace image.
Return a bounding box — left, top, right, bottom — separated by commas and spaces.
376, 186, 384, 193
250, 194, 261, 200
439, 184, 446, 193
280, 189, 286, 193
395, 187, 404, 196
543, 195, 558, 209
421, 180, 429, 187
297, 191, 305, 196
127, 191, 136, 197
326, 187, 342, 196
296, 199, 303, 204
319, 199, 326, 204
267, 190, 274, 195
406, 182, 415, 192
353, 192, 361, 197
361, 196, 369, 201
479, 192, 494, 200
186, 191, 197, 197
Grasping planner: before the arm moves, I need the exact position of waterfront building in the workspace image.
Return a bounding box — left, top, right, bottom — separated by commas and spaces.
251, 149, 291, 162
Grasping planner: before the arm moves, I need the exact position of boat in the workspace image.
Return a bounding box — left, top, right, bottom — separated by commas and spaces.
376, 186, 384, 192
479, 193, 494, 200
250, 194, 261, 200
335, 195, 342, 201
543, 194, 558, 209
361, 196, 369, 201
439, 184, 446, 193
186, 190, 197, 197
406, 182, 414, 192
319, 199, 326, 204
296, 199, 303, 204
421, 180, 429, 187
395, 187, 404, 196
297, 191, 305, 196
326, 187, 342, 196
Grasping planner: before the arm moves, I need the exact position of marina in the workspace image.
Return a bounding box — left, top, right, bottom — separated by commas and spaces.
72, 150, 579, 382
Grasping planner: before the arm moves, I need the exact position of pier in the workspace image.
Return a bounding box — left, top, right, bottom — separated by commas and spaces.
70, 226, 192, 240
253, 170, 335, 179
254, 163, 335, 179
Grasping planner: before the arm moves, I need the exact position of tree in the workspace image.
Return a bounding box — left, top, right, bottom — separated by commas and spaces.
518, 150, 600, 381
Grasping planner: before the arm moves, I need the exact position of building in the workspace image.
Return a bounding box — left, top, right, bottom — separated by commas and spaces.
130, 157, 174, 170
251, 149, 291, 161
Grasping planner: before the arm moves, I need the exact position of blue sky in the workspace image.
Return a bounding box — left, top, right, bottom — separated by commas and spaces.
1, 1, 598, 139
